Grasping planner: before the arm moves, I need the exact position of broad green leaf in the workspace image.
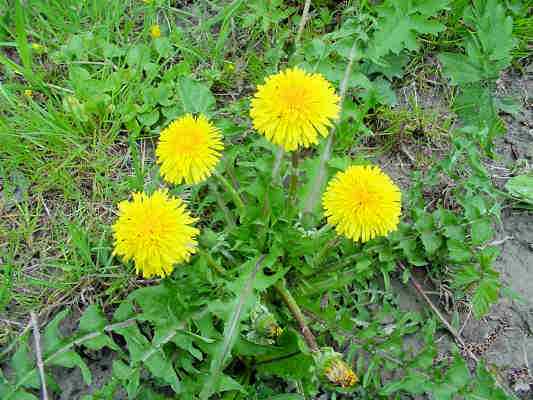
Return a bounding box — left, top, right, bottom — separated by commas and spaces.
137, 110, 159, 127
505, 175, 533, 205
380, 379, 406, 396
114, 322, 181, 393
367, 0, 449, 59
470, 219, 493, 246
112, 360, 140, 398
78, 305, 117, 351
10, 391, 38, 400
215, 374, 246, 394
396, 238, 428, 266
420, 231, 443, 255
442, 224, 466, 241
52, 351, 92, 385
256, 353, 313, 380
432, 383, 457, 400
126, 44, 151, 69
43, 310, 92, 385
447, 239, 472, 263
463, 0, 515, 66
384, 371, 429, 395
453, 265, 481, 288
465, 362, 509, 399
11, 340, 39, 389
472, 278, 500, 318
440, 0, 515, 86
439, 53, 483, 85
176, 77, 215, 115
445, 356, 470, 389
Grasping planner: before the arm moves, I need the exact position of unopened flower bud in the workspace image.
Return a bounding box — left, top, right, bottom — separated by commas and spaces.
249, 304, 283, 344
316, 348, 358, 388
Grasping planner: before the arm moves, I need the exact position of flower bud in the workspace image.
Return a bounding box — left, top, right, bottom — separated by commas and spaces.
316, 348, 358, 388
248, 303, 283, 344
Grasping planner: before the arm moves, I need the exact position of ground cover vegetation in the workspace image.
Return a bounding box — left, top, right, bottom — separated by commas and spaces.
0, 0, 532, 399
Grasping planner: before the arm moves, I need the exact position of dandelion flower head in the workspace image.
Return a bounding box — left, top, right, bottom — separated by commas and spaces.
156, 114, 224, 185
322, 165, 401, 242
113, 189, 199, 278
250, 67, 340, 151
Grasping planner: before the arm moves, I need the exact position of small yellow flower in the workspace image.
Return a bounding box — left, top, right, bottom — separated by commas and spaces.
31, 43, 46, 54
24, 89, 33, 98
322, 165, 401, 242
150, 24, 161, 39
250, 67, 340, 151
156, 114, 224, 185
113, 190, 199, 278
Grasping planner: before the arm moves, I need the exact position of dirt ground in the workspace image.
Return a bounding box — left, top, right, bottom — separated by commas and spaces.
392, 65, 533, 399
466, 66, 533, 396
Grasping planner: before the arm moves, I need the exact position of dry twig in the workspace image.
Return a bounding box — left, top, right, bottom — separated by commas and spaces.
30, 312, 48, 400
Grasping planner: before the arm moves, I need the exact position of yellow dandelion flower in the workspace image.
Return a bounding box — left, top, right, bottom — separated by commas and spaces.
150, 24, 161, 39
322, 165, 401, 242
24, 89, 33, 98
113, 189, 199, 278
250, 67, 340, 151
156, 114, 224, 185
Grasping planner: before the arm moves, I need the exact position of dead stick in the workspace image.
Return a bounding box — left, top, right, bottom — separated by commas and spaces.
398, 262, 468, 349
295, 0, 312, 47
30, 312, 48, 400
274, 279, 319, 352
398, 262, 519, 400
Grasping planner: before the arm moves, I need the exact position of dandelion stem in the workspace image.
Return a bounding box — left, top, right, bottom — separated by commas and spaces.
209, 181, 235, 229
295, 0, 312, 48
272, 0, 311, 185
215, 170, 245, 214
199, 249, 226, 275
289, 151, 299, 202
271, 147, 285, 184
274, 279, 319, 352
304, 41, 358, 215
313, 234, 340, 268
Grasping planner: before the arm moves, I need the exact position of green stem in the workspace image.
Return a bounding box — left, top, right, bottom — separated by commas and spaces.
313, 234, 340, 268
271, 147, 285, 184
294, 0, 312, 48
288, 151, 299, 202
303, 41, 358, 215
274, 279, 319, 352
199, 249, 226, 275
209, 181, 235, 229
214, 170, 245, 214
